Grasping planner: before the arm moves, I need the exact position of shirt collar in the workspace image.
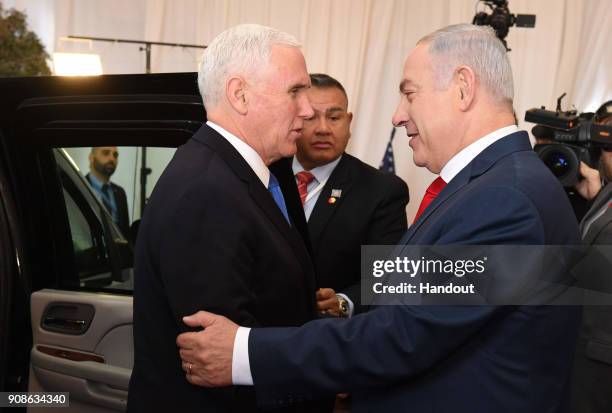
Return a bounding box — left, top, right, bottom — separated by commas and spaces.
88, 172, 107, 190
440, 124, 519, 183
292, 155, 342, 183
207, 120, 270, 188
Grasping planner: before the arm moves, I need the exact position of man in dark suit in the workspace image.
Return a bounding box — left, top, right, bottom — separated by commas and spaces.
86, 146, 130, 236
177, 24, 582, 412
127, 24, 326, 412
295, 73, 409, 317
570, 104, 612, 413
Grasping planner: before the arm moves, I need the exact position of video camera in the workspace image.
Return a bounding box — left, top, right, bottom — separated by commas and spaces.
472, 0, 536, 51
525, 94, 612, 187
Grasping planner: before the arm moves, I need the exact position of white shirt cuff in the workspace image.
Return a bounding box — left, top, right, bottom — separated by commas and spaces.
231, 326, 254, 385
336, 293, 355, 318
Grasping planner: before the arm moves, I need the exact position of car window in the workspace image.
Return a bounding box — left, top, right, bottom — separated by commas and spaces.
52, 147, 176, 293
54, 149, 131, 292
62, 147, 176, 225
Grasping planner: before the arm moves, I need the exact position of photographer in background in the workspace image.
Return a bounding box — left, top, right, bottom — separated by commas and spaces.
574, 101, 612, 209
570, 99, 612, 413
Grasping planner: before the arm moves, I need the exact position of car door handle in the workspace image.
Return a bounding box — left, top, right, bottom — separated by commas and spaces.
41, 303, 95, 335
43, 316, 86, 329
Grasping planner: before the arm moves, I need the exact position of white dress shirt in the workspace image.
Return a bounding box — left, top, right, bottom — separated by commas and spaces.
232, 124, 521, 386
206, 121, 270, 188
440, 124, 519, 183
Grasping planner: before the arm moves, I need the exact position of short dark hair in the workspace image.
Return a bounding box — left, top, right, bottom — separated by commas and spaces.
595, 100, 612, 125
310, 73, 347, 100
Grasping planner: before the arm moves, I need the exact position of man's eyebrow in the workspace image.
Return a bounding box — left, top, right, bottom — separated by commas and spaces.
325, 107, 345, 114
289, 82, 310, 91
399, 79, 417, 92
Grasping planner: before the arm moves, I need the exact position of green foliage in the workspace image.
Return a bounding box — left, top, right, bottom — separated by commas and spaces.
0, 2, 51, 76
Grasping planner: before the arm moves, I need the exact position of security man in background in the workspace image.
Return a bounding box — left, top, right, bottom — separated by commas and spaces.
294, 73, 409, 318
86, 146, 130, 236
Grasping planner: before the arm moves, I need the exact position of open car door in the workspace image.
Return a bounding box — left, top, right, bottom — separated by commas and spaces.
0, 73, 204, 412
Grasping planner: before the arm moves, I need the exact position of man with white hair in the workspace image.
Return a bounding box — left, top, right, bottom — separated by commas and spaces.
127, 24, 328, 412
176, 24, 582, 412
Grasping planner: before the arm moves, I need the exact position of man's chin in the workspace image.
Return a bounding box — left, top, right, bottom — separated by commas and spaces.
281, 146, 298, 159
412, 154, 428, 169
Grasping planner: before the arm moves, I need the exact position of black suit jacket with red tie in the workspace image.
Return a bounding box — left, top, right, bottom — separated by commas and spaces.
307, 153, 409, 313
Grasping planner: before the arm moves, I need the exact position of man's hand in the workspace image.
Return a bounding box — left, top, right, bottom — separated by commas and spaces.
316, 288, 340, 316
176, 311, 238, 387
575, 161, 602, 201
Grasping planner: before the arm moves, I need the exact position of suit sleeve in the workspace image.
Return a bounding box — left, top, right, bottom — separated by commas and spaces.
342, 175, 409, 311
158, 180, 259, 329
250, 185, 546, 406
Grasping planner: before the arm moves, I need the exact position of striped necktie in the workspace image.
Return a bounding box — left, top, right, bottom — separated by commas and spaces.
296, 171, 315, 207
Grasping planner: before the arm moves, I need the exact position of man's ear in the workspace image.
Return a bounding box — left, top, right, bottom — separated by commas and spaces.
226, 76, 248, 115
454, 66, 476, 111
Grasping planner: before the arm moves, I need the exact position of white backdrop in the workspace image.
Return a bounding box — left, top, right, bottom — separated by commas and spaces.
5, 0, 612, 220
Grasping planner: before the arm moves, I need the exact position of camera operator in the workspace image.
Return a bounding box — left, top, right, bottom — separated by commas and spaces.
574, 102, 612, 210
570, 99, 612, 413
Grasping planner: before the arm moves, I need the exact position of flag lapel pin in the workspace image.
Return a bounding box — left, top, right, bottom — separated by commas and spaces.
328, 189, 342, 204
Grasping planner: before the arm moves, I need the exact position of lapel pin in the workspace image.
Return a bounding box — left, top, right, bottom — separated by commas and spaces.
328, 197, 337, 204
331, 189, 342, 198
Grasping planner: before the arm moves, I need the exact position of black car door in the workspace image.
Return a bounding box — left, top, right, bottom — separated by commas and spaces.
0, 72, 204, 412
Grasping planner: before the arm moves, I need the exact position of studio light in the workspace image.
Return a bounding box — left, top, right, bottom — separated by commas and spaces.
52, 52, 103, 76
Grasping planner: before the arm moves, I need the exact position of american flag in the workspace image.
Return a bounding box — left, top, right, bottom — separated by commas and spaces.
379, 128, 396, 173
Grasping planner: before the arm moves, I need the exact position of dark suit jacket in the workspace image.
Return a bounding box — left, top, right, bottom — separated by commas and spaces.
85, 173, 130, 236
127, 124, 322, 412
249, 131, 582, 412
571, 183, 612, 413
308, 153, 408, 312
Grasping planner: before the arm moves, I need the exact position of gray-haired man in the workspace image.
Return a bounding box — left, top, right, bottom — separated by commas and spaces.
127, 24, 329, 412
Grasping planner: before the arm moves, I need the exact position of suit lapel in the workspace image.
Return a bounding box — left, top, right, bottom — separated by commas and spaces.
401, 131, 533, 244
582, 184, 612, 245
400, 165, 472, 244
583, 207, 612, 245
580, 184, 612, 236
308, 155, 353, 250
194, 125, 312, 272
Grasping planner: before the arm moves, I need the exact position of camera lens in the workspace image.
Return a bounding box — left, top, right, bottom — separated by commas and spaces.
535, 143, 581, 187
543, 152, 570, 178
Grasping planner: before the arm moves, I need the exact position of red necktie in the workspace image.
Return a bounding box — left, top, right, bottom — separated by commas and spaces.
413, 177, 446, 224
296, 171, 315, 206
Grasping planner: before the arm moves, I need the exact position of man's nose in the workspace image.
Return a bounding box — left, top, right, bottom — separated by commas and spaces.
315, 117, 331, 135
298, 94, 314, 118
392, 105, 407, 127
